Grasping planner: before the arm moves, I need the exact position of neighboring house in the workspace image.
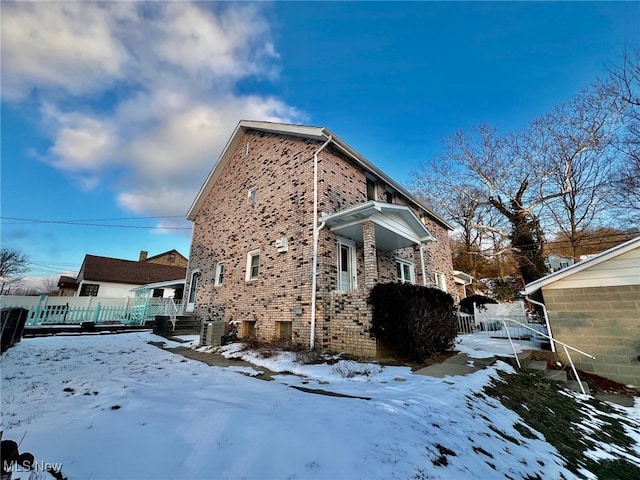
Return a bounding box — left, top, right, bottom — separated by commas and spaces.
454, 270, 473, 299
524, 236, 640, 387
57, 275, 79, 296
185, 120, 455, 357
544, 254, 575, 273
140, 249, 188, 268
75, 250, 187, 299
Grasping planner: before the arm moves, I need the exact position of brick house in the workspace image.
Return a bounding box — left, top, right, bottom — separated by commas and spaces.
186, 121, 454, 357
524, 236, 640, 387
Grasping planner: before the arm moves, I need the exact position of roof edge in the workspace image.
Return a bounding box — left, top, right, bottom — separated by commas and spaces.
186, 120, 453, 230
524, 235, 640, 294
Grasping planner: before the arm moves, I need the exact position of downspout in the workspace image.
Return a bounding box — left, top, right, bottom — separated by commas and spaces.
420, 244, 427, 286
310, 135, 333, 350
525, 295, 556, 353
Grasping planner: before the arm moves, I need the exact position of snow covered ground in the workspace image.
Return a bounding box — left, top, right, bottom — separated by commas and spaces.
1, 332, 638, 479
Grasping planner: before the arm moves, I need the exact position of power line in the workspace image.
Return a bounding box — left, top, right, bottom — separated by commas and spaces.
0, 216, 192, 230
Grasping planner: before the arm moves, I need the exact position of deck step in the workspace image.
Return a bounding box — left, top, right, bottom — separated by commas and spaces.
526, 360, 548, 375
566, 380, 591, 395
545, 369, 568, 383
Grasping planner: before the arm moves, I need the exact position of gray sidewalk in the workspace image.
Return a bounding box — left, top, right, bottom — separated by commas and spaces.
413, 353, 496, 378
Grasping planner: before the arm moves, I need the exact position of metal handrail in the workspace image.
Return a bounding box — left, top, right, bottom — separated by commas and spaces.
498, 317, 594, 395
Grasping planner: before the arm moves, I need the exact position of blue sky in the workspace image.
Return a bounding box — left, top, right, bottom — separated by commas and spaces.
1, 1, 638, 288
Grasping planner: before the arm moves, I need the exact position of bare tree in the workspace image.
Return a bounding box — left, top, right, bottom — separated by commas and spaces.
608, 49, 640, 227
542, 80, 627, 260
41, 277, 60, 295
0, 248, 30, 295
414, 124, 554, 283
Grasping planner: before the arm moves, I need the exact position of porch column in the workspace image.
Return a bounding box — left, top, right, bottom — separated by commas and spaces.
413, 244, 426, 286
362, 220, 378, 289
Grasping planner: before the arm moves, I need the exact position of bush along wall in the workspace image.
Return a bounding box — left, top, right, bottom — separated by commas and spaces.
368, 283, 457, 362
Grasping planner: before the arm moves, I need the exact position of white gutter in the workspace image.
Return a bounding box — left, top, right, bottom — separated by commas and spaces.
525, 295, 556, 353
310, 135, 332, 350
420, 244, 427, 286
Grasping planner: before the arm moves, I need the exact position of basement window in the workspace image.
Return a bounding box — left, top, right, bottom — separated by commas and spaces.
243, 321, 256, 338
276, 321, 292, 341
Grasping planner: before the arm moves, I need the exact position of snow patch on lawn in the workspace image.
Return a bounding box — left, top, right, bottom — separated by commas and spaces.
2, 332, 636, 480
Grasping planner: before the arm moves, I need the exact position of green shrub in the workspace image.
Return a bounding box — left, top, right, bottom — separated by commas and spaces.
368, 283, 457, 362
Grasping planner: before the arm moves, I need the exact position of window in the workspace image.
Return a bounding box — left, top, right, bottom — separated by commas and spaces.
366, 176, 377, 201
247, 187, 257, 204
246, 250, 260, 281
396, 259, 414, 284
152, 288, 164, 298
276, 321, 292, 341
242, 142, 250, 157
79, 283, 99, 297
186, 269, 200, 312
337, 239, 356, 292
244, 321, 256, 338
434, 272, 447, 292
214, 262, 225, 286
385, 188, 395, 204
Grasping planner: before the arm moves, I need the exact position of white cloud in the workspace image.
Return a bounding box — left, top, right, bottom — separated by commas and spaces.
2, 1, 302, 218
1, 2, 132, 100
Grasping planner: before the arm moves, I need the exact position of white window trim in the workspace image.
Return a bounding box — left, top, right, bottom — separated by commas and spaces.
246, 250, 260, 281
214, 261, 225, 286
337, 238, 357, 293
242, 142, 250, 157
247, 187, 257, 204
395, 258, 415, 284
434, 272, 447, 292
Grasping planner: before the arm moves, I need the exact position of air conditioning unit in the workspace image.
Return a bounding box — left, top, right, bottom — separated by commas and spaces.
200, 322, 225, 347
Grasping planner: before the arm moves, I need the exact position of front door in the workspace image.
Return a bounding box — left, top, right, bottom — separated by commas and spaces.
338, 240, 356, 292
186, 269, 200, 312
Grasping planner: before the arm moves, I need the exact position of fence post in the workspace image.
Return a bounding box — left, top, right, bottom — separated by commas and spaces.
92, 303, 101, 323
32, 295, 47, 325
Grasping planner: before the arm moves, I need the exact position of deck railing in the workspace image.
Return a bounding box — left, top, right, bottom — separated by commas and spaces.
0, 295, 182, 326
457, 312, 595, 395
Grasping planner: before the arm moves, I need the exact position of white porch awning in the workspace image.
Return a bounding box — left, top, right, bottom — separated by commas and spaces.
322, 201, 435, 251
130, 278, 186, 293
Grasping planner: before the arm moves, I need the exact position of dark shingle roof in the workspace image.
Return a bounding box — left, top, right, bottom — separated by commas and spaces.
80, 255, 186, 285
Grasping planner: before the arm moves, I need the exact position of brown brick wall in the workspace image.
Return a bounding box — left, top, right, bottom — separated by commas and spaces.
187, 129, 455, 356
542, 285, 640, 387
328, 291, 377, 357
188, 130, 317, 346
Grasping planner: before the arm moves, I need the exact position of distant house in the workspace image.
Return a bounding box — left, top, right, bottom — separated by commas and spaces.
544, 254, 575, 273
454, 270, 473, 299
185, 120, 455, 357
57, 275, 79, 296
75, 250, 187, 299
524, 236, 640, 387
